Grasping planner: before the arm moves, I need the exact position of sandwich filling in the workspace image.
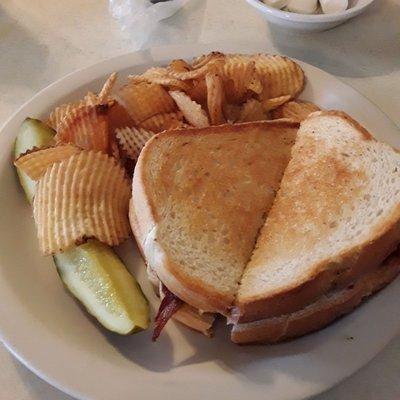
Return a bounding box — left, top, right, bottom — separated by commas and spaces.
152, 284, 183, 341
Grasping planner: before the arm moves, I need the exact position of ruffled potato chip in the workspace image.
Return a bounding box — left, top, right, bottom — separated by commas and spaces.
14, 145, 81, 180
98, 72, 118, 103
169, 91, 210, 128
238, 99, 269, 122
55, 104, 109, 153
129, 68, 192, 92
33, 151, 131, 254
46, 73, 117, 130
253, 54, 305, 99
139, 112, 185, 133
110, 140, 121, 162
167, 57, 224, 80
129, 67, 165, 82
108, 102, 135, 134
168, 59, 193, 73
206, 73, 226, 125
47, 100, 86, 131
116, 127, 155, 162
186, 78, 207, 106
271, 100, 321, 122
115, 82, 176, 124
247, 72, 263, 95
222, 55, 257, 104
191, 51, 225, 69
262, 95, 291, 111
84, 92, 98, 106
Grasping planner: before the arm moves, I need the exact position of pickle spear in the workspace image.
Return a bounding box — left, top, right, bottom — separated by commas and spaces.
13, 117, 149, 334
14, 118, 55, 203
54, 241, 149, 334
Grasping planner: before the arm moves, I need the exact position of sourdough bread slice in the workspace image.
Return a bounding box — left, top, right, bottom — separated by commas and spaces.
131, 121, 299, 314
236, 111, 400, 322
232, 249, 400, 344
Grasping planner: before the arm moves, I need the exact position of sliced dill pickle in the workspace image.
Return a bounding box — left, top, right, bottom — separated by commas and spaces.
54, 240, 149, 334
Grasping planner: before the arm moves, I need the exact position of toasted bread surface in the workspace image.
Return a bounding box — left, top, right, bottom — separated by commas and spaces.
131, 121, 299, 313
232, 249, 400, 344
236, 111, 400, 322
130, 198, 216, 335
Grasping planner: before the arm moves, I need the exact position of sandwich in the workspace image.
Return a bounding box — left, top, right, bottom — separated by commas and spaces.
130, 120, 299, 338
131, 111, 400, 343
231, 250, 400, 343
232, 111, 400, 342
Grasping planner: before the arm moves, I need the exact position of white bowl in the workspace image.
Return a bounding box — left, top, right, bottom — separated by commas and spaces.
245, 0, 375, 32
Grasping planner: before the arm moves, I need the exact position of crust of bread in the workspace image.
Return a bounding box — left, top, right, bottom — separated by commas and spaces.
306, 110, 374, 140
131, 121, 299, 314
235, 111, 400, 322
130, 200, 216, 335
235, 215, 400, 322
231, 250, 400, 344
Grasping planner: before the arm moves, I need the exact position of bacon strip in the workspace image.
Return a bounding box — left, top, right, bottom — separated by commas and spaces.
152, 284, 183, 341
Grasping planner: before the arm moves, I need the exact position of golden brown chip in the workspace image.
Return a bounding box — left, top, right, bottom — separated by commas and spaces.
46, 100, 86, 130
167, 57, 224, 80
262, 95, 291, 111
47, 72, 117, 131
33, 151, 131, 255
84, 92, 98, 106
115, 82, 176, 124
129, 67, 166, 82
129, 68, 192, 92
14, 145, 81, 180
139, 112, 185, 133
110, 140, 121, 162
271, 100, 321, 122
206, 73, 226, 125
247, 73, 263, 95
108, 102, 135, 134
238, 99, 269, 122
98, 72, 118, 103
116, 127, 155, 162
169, 91, 210, 128
253, 54, 305, 99
186, 78, 207, 106
191, 52, 225, 69
222, 55, 257, 103
168, 59, 193, 73
55, 104, 109, 153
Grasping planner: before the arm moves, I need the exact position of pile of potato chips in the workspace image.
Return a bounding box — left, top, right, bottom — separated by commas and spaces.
15, 52, 321, 255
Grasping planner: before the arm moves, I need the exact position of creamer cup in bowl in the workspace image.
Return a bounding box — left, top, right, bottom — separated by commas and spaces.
245, 0, 375, 32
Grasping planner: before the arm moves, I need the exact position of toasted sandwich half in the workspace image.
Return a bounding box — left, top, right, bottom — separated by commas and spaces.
232, 249, 400, 344
130, 121, 299, 337
132, 112, 400, 343
232, 111, 400, 342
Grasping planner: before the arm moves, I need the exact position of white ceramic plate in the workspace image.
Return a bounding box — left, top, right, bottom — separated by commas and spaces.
0, 43, 399, 400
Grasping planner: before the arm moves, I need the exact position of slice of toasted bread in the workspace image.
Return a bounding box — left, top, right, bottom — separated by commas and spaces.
236, 111, 400, 322
131, 121, 299, 314
232, 249, 400, 344
130, 199, 215, 335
